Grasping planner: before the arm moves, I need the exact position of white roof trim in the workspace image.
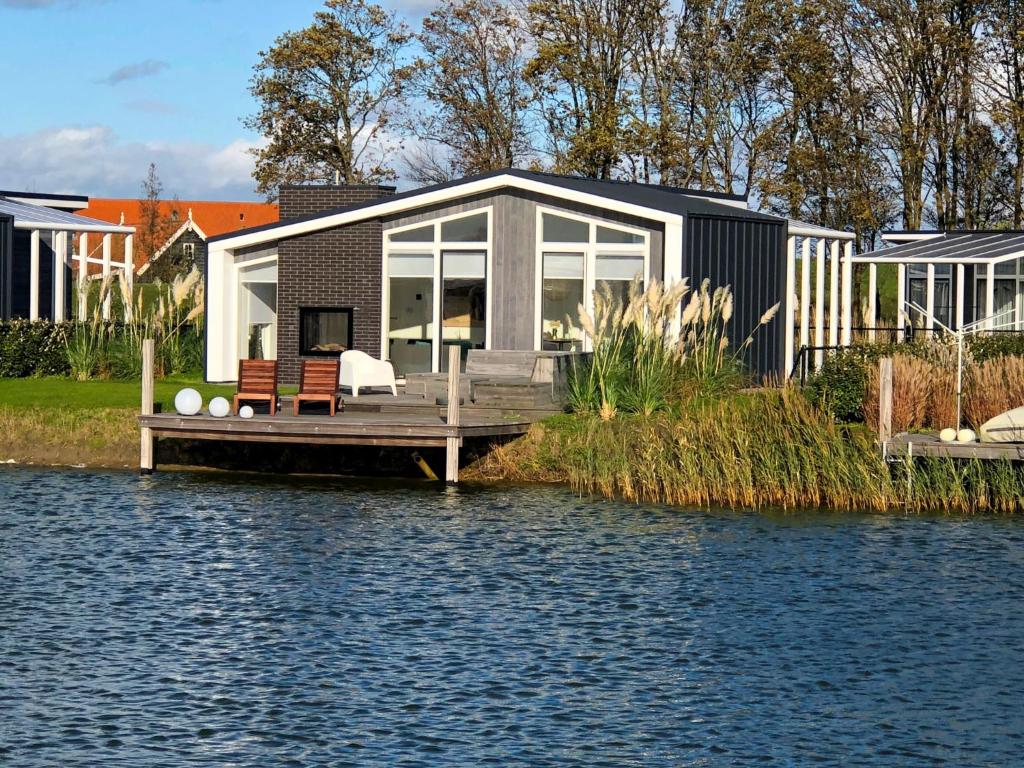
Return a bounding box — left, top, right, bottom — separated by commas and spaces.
881, 232, 945, 243
850, 249, 1024, 265
12, 218, 135, 234
787, 218, 855, 240
211, 173, 687, 251
146, 219, 207, 264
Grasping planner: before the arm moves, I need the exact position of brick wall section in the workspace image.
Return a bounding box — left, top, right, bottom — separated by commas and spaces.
275, 185, 396, 384
278, 184, 397, 219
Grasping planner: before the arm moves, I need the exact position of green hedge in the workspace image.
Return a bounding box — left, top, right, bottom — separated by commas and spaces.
0, 321, 72, 377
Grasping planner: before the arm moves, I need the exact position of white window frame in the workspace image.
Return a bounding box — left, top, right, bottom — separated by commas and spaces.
973, 257, 1024, 329
381, 207, 493, 371
533, 206, 650, 351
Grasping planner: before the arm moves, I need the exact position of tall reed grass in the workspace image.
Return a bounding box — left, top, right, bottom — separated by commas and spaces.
862, 351, 1024, 431
569, 278, 778, 417
471, 387, 1024, 514
66, 269, 204, 380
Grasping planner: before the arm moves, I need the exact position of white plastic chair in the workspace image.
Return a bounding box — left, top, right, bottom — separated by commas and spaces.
339, 350, 398, 396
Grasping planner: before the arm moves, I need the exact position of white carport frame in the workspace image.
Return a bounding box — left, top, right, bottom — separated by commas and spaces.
2, 198, 135, 321
783, 221, 857, 377
848, 236, 1024, 336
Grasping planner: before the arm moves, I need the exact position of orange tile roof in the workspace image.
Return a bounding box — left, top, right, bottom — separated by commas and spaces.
77, 198, 278, 237
75, 198, 279, 273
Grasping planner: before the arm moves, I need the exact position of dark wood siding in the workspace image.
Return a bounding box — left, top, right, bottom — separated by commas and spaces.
684, 215, 786, 378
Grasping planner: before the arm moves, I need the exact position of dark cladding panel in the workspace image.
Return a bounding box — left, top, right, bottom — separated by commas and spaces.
0, 215, 11, 320
684, 215, 786, 378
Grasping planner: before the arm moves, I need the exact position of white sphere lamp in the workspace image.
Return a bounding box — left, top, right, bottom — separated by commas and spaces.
956, 428, 977, 443
939, 428, 957, 443
239, 405, 254, 419
208, 397, 230, 418
174, 388, 202, 416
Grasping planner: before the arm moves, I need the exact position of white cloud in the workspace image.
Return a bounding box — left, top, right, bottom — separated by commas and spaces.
0, 125, 264, 200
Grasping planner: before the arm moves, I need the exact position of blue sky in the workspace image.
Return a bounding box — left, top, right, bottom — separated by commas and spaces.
0, 0, 428, 200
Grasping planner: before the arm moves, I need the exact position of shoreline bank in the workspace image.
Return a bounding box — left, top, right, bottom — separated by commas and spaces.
5, 402, 1024, 514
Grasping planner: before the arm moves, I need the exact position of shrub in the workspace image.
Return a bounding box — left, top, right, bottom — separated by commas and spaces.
967, 333, 1024, 363
806, 350, 869, 422
0, 320, 71, 377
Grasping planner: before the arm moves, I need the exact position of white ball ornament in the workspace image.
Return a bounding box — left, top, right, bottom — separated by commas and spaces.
239, 405, 254, 419
956, 428, 977, 443
939, 428, 958, 443
208, 397, 230, 418
174, 388, 202, 416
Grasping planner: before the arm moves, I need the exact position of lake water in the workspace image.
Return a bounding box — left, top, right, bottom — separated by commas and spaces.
2, 467, 1023, 766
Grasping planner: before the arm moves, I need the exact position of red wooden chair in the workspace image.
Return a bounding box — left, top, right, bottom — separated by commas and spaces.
294, 359, 341, 416
234, 359, 279, 416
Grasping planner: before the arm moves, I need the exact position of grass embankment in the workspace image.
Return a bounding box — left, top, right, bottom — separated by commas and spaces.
467, 388, 1024, 514
0, 377, 241, 468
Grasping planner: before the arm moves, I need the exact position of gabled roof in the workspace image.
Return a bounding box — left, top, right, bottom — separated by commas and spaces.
852, 231, 1024, 264
0, 195, 134, 233
137, 218, 209, 276
210, 168, 784, 249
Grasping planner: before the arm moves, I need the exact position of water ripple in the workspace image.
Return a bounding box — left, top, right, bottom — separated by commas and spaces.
1, 468, 1022, 766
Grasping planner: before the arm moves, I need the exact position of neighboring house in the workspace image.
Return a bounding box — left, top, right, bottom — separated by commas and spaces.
204, 170, 854, 385
74, 199, 278, 279
0, 190, 134, 321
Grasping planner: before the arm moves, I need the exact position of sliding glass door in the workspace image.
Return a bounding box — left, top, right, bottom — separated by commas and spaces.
387, 253, 434, 375
384, 210, 490, 373
441, 250, 486, 370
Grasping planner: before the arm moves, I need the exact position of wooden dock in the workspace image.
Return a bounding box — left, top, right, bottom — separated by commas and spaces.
138, 342, 552, 482
883, 433, 1024, 462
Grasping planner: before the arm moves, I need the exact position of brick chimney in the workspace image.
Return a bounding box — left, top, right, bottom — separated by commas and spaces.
278, 184, 397, 220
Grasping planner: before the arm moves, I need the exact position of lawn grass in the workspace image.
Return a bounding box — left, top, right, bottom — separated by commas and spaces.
0, 376, 296, 411
0, 375, 298, 468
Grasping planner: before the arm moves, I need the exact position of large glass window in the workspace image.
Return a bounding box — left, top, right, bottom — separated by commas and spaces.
387, 253, 434, 374
537, 209, 649, 351
543, 213, 589, 242
385, 210, 490, 372
974, 258, 1024, 329
907, 264, 952, 328
388, 224, 434, 243
542, 252, 585, 351
441, 250, 486, 370
596, 253, 644, 308
441, 213, 487, 242
238, 260, 277, 361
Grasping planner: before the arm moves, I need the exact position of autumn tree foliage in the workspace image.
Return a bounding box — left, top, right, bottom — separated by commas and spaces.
246, 0, 413, 195
246, 0, 1024, 238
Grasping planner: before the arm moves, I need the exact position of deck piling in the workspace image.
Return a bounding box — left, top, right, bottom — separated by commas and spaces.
140, 339, 155, 475
445, 346, 461, 484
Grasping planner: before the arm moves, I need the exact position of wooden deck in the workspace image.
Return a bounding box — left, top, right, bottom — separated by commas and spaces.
140, 410, 534, 449
883, 433, 1024, 461
137, 344, 555, 482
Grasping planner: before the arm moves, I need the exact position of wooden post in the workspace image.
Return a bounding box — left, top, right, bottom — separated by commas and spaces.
878, 357, 893, 445
140, 339, 155, 474
445, 345, 461, 483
